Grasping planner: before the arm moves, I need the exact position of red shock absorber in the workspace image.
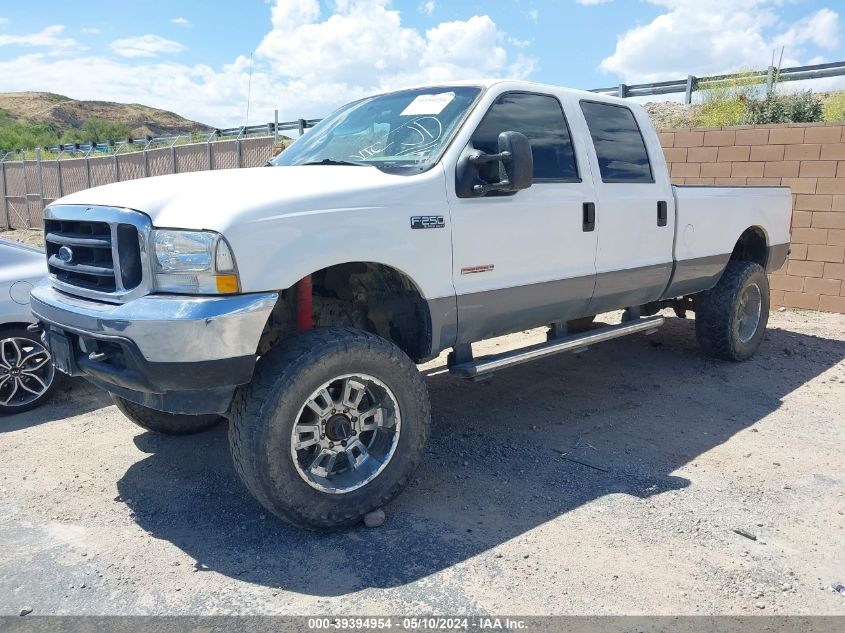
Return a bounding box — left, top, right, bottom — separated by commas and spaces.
296, 274, 313, 332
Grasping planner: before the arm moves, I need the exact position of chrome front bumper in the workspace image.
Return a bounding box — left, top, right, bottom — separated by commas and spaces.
30, 283, 278, 414
31, 283, 277, 363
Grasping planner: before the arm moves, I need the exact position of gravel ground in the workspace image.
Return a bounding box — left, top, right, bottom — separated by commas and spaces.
0, 229, 44, 248
1, 309, 844, 615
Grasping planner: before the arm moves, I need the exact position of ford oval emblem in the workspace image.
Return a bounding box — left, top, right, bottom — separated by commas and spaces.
57, 246, 74, 263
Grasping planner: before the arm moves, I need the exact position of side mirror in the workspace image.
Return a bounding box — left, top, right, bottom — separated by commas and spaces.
455, 131, 533, 198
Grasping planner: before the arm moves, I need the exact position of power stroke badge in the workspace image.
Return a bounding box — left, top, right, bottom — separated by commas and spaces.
410, 215, 445, 230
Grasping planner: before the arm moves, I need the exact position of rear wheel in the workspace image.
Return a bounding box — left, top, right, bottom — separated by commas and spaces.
111, 395, 223, 435
0, 327, 60, 415
695, 261, 770, 361
229, 327, 430, 530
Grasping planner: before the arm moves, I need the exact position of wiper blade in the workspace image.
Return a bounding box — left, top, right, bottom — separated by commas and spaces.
301, 159, 367, 166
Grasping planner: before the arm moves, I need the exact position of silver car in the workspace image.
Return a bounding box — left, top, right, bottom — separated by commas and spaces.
0, 238, 58, 414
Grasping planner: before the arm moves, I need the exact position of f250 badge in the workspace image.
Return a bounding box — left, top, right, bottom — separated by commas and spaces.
410, 215, 445, 230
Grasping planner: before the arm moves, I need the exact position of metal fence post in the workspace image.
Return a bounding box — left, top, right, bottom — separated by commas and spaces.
0, 160, 9, 230
235, 127, 243, 169
56, 155, 64, 198
617, 84, 628, 98
298, 119, 306, 136
274, 110, 279, 143
85, 153, 92, 189
34, 148, 44, 228
143, 145, 149, 178
685, 75, 696, 104
765, 65, 775, 93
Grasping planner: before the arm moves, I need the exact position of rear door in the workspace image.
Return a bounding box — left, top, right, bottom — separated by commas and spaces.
447, 91, 598, 344
578, 100, 675, 314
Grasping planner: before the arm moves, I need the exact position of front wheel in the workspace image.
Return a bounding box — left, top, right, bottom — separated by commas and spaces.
111, 395, 223, 435
695, 260, 770, 361
229, 327, 430, 530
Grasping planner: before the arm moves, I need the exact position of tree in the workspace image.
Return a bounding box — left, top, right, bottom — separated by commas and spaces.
61, 118, 131, 144
0, 113, 60, 151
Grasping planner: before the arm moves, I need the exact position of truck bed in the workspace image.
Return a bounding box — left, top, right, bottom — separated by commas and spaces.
662, 185, 793, 298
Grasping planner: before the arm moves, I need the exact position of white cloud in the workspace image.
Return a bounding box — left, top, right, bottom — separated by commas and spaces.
256, 1, 532, 92
419, 1, 436, 16
170, 17, 191, 27
528, 9, 539, 22
0, 0, 534, 127
773, 8, 839, 52
80, 27, 100, 34
110, 34, 185, 58
576, 0, 612, 5
0, 25, 79, 49
600, 1, 842, 83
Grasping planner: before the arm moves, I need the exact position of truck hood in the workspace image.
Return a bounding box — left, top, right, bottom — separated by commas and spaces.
53, 165, 433, 232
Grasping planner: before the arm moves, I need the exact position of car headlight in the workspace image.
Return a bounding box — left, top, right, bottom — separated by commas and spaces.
151, 230, 240, 294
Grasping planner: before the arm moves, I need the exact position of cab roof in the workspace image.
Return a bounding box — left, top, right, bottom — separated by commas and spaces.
382, 79, 632, 107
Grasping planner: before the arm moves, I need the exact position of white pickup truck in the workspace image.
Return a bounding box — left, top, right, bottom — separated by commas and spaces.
30, 80, 792, 529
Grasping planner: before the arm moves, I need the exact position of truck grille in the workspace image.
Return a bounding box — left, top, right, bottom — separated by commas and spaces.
45, 219, 143, 294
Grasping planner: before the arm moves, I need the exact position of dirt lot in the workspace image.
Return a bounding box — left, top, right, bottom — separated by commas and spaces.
0, 229, 44, 248
1, 309, 844, 615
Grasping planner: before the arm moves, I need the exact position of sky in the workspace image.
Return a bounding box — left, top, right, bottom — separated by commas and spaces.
0, 0, 843, 129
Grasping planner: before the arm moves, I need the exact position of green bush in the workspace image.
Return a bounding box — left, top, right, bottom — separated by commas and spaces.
694, 71, 760, 127
61, 118, 131, 144
745, 90, 823, 125
822, 92, 845, 122
691, 67, 830, 127
696, 96, 748, 127
0, 120, 60, 152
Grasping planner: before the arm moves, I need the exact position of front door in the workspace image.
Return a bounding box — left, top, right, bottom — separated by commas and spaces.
447, 91, 598, 344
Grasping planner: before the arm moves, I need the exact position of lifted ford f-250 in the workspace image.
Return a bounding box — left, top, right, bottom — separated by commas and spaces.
31, 80, 792, 529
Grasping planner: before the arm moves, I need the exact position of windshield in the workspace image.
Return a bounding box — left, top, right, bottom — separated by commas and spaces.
271, 86, 482, 173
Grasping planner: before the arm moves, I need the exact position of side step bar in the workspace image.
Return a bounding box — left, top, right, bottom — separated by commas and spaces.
449, 316, 665, 379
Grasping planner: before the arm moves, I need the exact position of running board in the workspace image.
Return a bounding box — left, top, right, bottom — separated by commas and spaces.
449, 316, 665, 379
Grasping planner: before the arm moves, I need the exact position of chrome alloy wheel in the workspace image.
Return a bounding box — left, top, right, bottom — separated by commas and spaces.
0, 336, 55, 408
736, 282, 763, 344
290, 374, 401, 494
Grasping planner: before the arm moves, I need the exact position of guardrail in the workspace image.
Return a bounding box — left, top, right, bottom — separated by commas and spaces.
589, 61, 845, 104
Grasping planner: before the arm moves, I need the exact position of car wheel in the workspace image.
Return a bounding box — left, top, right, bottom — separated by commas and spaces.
695, 261, 770, 361
229, 327, 430, 530
0, 327, 60, 415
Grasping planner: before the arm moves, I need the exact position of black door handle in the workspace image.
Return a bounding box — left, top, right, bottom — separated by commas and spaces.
657, 201, 668, 227
583, 202, 596, 232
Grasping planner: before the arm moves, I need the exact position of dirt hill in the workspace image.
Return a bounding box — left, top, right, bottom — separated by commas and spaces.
0, 92, 210, 138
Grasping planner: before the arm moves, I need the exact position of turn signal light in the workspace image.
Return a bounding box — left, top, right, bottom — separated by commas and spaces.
215, 274, 239, 293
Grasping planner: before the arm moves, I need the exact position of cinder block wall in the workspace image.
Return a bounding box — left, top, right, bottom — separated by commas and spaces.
659, 123, 845, 313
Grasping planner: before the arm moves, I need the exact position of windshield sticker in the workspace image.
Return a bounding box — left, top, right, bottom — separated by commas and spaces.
400, 92, 455, 116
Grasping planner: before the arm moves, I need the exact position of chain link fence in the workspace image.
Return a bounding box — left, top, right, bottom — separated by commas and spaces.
0, 137, 279, 230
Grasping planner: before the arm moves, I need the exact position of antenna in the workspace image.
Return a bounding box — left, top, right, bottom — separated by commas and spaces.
245, 52, 254, 127
774, 46, 785, 91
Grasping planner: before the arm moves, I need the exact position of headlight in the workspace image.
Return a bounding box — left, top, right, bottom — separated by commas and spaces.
151, 230, 239, 294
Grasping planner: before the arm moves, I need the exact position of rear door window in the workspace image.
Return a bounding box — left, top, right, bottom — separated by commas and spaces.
580, 101, 653, 183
